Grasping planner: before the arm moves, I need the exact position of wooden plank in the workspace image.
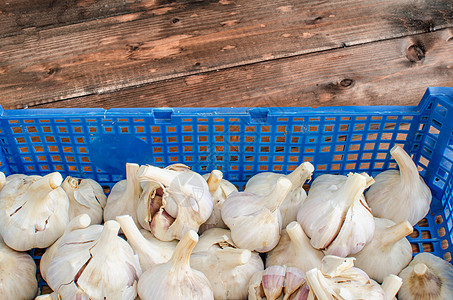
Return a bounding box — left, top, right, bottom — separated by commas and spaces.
0, 0, 452, 108
30, 29, 453, 109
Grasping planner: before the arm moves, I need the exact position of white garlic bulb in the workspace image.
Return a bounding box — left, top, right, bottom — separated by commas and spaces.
305, 255, 401, 300
47, 220, 142, 299
248, 265, 309, 300
366, 145, 432, 226
0, 171, 5, 191
137, 230, 214, 300
199, 170, 238, 233
40, 214, 92, 282
222, 177, 292, 252
191, 228, 264, 299
245, 162, 314, 228
352, 217, 413, 283
61, 176, 107, 224
0, 238, 38, 299
137, 163, 213, 241
266, 221, 323, 272
116, 214, 177, 272
104, 162, 142, 227
297, 173, 372, 256
0, 172, 69, 251
398, 252, 453, 300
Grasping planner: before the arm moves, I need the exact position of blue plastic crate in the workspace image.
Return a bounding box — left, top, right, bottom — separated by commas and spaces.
0, 87, 453, 271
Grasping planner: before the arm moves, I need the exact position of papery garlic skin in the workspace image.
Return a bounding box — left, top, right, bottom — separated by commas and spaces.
266, 221, 323, 272
40, 214, 92, 282
297, 173, 367, 251
116, 214, 177, 272
352, 217, 413, 283
137, 164, 213, 241
191, 228, 264, 299
0, 172, 69, 251
62, 176, 107, 224
0, 171, 5, 191
138, 230, 214, 300
0, 238, 38, 300
47, 220, 142, 300
104, 163, 142, 227
398, 252, 453, 300
222, 177, 292, 252
365, 145, 432, 226
245, 162, 314, 228
200, 170, 238, 233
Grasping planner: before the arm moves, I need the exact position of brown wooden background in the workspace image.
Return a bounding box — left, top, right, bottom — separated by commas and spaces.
0, 0, 452, 109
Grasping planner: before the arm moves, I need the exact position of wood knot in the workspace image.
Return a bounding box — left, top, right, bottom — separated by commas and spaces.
339, 79, 354, 88
171, 18, 180, 24
406, 44, 425, 62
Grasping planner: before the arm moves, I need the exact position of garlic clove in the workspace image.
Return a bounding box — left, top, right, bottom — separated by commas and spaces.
248, 271, 266, 300
288, 284, 310, 300
137, 164, 213, 241
266, 221, 323, 272
222, 177, 292, 252
137, 230, 214, 300
298, 173, 367, 250
283, 267, 306, 300
104, 163, 142, 228
0, 172, 70, 251
40, 213, 92, 282
365, 145, 432, 226
262, 265, 286, 300
398, 252, 453, 300
245, 162, 314, 228
352, 217, 413, 283
62, 176, 107, 224
199, 170, 238, 233
116, 214, 176, 272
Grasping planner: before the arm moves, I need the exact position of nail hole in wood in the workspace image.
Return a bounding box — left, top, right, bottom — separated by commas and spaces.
340, 78, 354, 88
406, 44, 425, 62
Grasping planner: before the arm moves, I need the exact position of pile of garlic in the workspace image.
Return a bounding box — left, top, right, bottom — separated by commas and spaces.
0, 144, 449, 300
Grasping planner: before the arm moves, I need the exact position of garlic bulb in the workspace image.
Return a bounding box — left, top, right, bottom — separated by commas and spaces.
191, 228, 264, 299
47, 220, 142, 299
61, 176, 107, 224
104, 162, 142, 227
266, 221, 323, 272
297, 173, 373, 256
305, 255, 401, 300
35, 293, 59, 300
248, 265, 309, 300
0, 238, 38, 299
137, 163, 213, 241
40, 214, 92, 282
365, 145, 432, 226
116, 214, 177, 272
0, 172, 69, 251
245, 162, 314, 228
137, 230, 214, 300
0, 171, 5, 191
398, 252, 453, 300
352, 217, 413, 283
199, 170, 238, 233
222, 177, 292, 252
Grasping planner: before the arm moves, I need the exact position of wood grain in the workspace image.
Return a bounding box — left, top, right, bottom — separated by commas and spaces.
1, 0, 452, 109
31, 29, 453, 109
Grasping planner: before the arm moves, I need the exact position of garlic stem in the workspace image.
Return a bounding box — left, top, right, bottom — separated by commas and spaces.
116, 215, 164, 262
28, 172, 63, 201
381, 274, 402, 300
96, 220, 121, 249
306, 269, 334, 300
262, 177, 292, 212
286, 162, 314, 188
67, 214, 91, 232
286, 221, 311, 251
215, 248, 251, 267
380, 220, 413, 247
125, 163, 141, 195
390, 146, 420, 183
414, 263, 428, 275
207, 170, 222, 193
170, 230, 198, 268
64, 176, 79, 189
137, 164, 175, 186
338, 173, 366, 207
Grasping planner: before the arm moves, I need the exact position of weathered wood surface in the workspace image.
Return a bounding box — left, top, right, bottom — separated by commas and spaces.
0, 0, 452, 109
31, 29, 453, 108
